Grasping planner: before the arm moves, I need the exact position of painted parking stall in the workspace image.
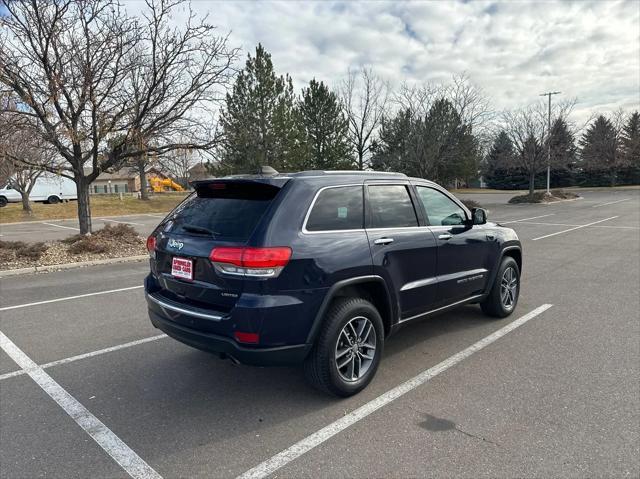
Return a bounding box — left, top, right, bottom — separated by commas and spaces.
0, 188, 638, 478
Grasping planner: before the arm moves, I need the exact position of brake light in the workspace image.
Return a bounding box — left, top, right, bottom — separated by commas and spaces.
210, 246, 291, 278
146, 235, 157, 258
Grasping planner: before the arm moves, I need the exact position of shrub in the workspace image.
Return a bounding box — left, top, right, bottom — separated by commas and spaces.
67, 237, 109, 254
64, 224, 141, 255
0, 240, 47, 261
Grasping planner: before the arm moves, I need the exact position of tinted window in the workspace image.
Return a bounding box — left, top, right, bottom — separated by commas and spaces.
167, 182, 280, 240
306, 186, 363, 231
416, 187, 466, 226
367, 185, 418, 228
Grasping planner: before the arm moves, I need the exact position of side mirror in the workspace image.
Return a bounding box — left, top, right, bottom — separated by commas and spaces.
471, 207, 487, 225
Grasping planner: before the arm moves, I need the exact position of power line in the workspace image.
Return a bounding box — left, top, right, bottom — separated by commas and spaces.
540, 91, 561, 194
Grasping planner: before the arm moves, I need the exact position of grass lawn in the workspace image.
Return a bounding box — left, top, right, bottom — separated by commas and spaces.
0, 193, 188, 224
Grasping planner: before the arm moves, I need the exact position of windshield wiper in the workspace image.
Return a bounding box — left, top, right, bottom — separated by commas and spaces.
181, 223, 219, 237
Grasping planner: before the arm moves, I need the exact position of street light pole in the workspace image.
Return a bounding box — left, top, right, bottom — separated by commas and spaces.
540, 91, 561, 194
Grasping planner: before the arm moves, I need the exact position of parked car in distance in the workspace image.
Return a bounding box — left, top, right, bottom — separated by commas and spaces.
0, 173, 77, 207
144, 170, 522, 396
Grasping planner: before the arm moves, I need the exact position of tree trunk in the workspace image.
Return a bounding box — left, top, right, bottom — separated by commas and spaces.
139, 162, 149, 200
75, 176, 93, 235
528, 170, 535, 196
20, 191, 33, 215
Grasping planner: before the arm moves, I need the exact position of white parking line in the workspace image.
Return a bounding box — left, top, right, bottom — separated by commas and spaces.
0, 285, 144, 311
41, 222, 80, 231
0, 330, 162, 479
498, 214, 556, 224
0, 334, 167, 381
592, 198, 633, 208
237, 304, 554, 479
531, 216, 619, 241
507, 221, 639, 230
99, 218, 145, 226
143, 214, 166, 219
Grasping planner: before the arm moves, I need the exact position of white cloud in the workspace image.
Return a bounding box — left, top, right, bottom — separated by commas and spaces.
127, 0, 639, 123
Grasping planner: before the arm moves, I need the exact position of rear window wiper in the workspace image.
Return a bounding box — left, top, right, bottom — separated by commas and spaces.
181, 223, 219, 237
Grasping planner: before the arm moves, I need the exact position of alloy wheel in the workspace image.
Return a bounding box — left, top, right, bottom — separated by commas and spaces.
334, 316, 377, 382
500, 266, 518, 310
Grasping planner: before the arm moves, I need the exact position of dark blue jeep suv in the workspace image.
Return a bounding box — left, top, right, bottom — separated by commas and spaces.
145, 170, 522, 396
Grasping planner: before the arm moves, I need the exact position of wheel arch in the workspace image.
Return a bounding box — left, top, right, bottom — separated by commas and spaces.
502, 246, 522, 273
306, 275, 395, 344
482, 244, 523, 297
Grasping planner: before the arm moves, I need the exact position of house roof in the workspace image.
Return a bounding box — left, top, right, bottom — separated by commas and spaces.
93, 166, 167, 181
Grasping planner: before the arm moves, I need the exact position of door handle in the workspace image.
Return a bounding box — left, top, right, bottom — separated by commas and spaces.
486, 234, 495, 240
373, 237, 394, 245
438, 233, 453, 240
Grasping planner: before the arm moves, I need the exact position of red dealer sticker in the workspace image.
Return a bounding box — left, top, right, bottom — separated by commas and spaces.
171, 257, 193, 281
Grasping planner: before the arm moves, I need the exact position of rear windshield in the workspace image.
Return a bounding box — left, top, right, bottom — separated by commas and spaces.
166, 182, 280, 240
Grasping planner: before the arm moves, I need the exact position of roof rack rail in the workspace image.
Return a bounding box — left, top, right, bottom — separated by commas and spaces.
291, 170, 406, 177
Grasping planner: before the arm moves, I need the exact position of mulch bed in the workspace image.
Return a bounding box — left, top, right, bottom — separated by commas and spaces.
0, 224, 146, 271
508, 190, 580, 204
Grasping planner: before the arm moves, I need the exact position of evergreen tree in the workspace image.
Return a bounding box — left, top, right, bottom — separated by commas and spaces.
483, 131, 515, 188
621, 111, 640, 167
371, 99, 480, 185
422, 98, 477, 185
549, 118, 577, 168
547, 117, 577, 187
579, 115, 619, 186
371, 109, 415, 173
216, 44, 301, 174
297, 79, 353, 170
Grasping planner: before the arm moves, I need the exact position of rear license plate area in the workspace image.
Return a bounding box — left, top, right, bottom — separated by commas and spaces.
171, 257, 193, 281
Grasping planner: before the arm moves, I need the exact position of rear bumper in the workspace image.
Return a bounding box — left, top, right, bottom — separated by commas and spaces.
147, 302, 311, 366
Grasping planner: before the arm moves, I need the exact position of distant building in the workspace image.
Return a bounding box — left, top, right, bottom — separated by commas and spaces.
91, 167, 169, 194
188, 163, 211, 183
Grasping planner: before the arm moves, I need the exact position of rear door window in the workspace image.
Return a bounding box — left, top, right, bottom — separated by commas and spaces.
167, 182, 280, 240
305, 186, 363, 231
367, 184, 418, 228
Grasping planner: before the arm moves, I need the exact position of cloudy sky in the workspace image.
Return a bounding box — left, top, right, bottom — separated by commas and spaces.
2, 0, 638, 124
156, 0, 639, 124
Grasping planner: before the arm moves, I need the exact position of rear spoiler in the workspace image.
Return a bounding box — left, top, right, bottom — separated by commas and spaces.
189, 177, 291, 189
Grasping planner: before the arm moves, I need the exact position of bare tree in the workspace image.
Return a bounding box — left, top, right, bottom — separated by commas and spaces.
393, 81, 440, 118
158, 148, 199, 188
341, 67, 389, 170
1, 0, 238, 234
0, 97, 55, 213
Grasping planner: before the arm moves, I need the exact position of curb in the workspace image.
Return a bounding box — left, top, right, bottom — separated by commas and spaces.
0, 255, 148, 278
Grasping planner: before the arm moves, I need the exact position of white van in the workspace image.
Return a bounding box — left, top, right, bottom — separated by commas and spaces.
0, 173, 77, 207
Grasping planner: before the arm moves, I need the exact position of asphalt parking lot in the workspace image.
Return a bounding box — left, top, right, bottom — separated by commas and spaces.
1, 188, 639, 478
0, 213, 167, 243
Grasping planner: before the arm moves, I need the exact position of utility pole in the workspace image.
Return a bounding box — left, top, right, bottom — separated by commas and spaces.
540, 91, 561, 194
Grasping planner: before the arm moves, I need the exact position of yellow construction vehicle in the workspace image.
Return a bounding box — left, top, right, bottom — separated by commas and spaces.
149, 177, 185, 192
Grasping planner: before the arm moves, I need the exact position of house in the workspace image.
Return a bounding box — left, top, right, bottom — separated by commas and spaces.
91, 167, 169, 194
188, 163, 211, 183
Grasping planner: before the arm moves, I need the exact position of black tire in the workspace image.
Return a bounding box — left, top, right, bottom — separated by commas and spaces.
0, 197, 7, 207
47, 195, 60, 204
304, 297, 384, 397
481, 256, 520, 318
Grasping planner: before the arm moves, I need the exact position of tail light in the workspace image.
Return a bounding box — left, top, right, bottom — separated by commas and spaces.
210, 246, 291, 278
146, 235, 157, 258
